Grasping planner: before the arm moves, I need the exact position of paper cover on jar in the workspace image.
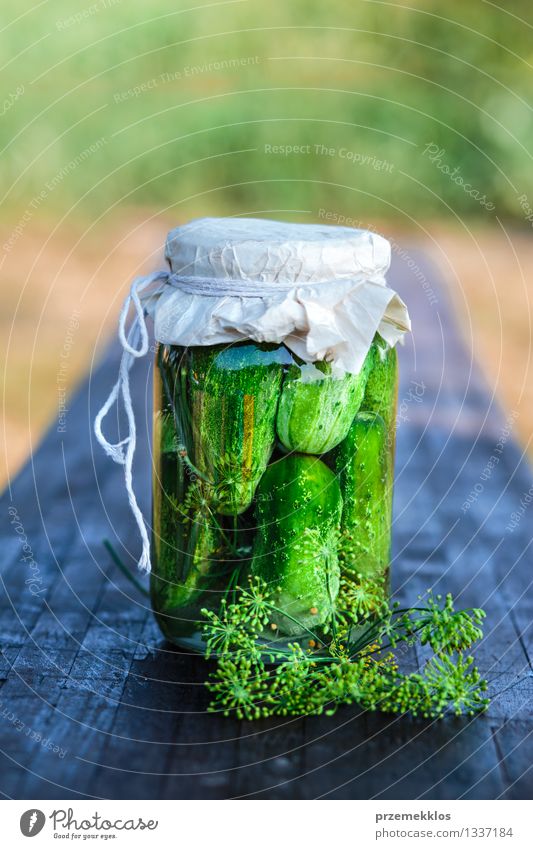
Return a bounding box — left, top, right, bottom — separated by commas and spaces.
151, 217, 410, 376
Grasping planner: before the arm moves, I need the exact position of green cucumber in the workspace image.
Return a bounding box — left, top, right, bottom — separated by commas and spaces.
251, 454, 342, 635
151, 379, 187, 610
332, 411, 392, 579
276, 356, 372, 455
186, 343, 286, 515
357, 336, 398, 571
164, 508, 221, 609
362, 335, 398, 440
151, 369, 223, 630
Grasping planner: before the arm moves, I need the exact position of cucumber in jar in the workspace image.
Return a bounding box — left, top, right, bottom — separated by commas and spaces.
251, 454, 342, 635
276, 354, 372, 455
151, 398, 223, 632
352, 334, 398, 578
362, 335, 398, 440
151, 395, 185, 608
332, 411, 392, 580
185, 343, 287, 515
166, 506, 221, 609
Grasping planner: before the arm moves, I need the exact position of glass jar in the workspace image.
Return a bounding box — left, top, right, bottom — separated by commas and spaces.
93, 217, 409, 653
150, 334, 398, 651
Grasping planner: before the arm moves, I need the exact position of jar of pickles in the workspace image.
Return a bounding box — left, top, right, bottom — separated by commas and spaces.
95, 217, 410, 653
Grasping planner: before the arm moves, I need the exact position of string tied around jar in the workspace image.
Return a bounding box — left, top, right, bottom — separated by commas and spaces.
94, 269, 169, 572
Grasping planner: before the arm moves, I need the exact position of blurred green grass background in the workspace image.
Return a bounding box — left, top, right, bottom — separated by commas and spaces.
2, 0, 533, 483
2, 0, 533, 223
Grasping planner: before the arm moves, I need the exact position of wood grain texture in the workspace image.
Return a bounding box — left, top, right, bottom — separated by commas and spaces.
1, 250, 532, 799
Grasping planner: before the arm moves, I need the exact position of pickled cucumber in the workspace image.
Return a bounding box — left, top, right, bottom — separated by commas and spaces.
251, 454, 342, 635
356, 335, 398, 575
363, 335, 398, 442
185, 343, 286, 515
332, 411, 392, 579
276, 356, 372, 455
151, 402, 185, 605
164, 509, 221, 609
151, 375, 223, 634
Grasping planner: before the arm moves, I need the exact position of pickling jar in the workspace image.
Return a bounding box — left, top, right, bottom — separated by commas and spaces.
95, 217, 410, 652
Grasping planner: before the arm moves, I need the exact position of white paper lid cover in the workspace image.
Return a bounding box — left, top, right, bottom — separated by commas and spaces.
151, 216, 410, 376
164, 216, 392, 284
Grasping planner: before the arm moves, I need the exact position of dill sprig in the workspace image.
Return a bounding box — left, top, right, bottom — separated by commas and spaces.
201, 576, 489, 721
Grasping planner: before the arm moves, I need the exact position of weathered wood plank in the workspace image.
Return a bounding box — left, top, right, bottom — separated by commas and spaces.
492, 720, 533, 800
296, 712, 504, 800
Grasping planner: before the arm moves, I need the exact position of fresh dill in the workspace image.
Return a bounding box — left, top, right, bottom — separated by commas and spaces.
201, 575, 488, 721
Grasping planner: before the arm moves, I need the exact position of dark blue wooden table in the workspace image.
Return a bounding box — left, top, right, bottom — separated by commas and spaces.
1, 250, 532, 799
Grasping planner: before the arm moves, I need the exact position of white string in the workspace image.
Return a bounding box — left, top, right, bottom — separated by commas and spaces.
94, 270, 170, 572
170, 273, 305, 297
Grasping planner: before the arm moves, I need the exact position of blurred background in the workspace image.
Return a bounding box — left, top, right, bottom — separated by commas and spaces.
1, 0, 532, 485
